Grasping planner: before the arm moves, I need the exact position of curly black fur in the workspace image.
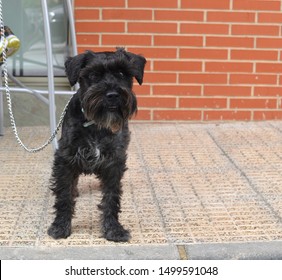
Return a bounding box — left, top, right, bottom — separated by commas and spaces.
48, 48, 146, 242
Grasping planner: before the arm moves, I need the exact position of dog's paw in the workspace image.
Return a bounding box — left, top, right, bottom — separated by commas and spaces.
104, 226, 131, 242
47, 222, 71, 239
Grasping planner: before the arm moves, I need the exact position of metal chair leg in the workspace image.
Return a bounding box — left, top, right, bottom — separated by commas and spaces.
41, 0, 58, 150
0, 67, 4, 136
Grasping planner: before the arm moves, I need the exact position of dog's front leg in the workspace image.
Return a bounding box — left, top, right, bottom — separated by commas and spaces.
99, 166, 131, 242
48, 155, 79, 239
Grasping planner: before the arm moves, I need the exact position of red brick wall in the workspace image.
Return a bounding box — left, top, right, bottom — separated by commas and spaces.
75, 0, 282, 121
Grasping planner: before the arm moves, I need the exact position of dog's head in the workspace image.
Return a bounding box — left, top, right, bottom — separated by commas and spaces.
65, 48, 146, 132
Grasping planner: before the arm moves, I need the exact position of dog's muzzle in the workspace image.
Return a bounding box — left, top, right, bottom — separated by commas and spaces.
106, 91, 120, 111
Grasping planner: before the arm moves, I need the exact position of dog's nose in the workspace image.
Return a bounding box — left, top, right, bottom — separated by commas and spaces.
106, 92, 119, 100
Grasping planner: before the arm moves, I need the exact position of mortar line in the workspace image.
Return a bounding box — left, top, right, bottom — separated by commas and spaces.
206, 129, 282, 225
177, 245, 189, 260
36, 179, 52, 246
188, 128, 237, 241
174, 124, 225, 242
128, 173, 145, 244
156, 124, 195, 243
131, 124, 169, 242
268, 122, 282, 137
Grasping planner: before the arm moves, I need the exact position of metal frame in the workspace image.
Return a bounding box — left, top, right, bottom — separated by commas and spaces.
0, 0, 77, 150
0, 76, 3, 135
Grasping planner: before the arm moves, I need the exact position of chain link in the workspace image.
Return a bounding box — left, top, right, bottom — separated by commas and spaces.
0, 1, 71, 153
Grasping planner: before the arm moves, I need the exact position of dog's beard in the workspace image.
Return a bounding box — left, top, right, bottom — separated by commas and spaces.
102, 112, 124, 133
81, 86, 135, 133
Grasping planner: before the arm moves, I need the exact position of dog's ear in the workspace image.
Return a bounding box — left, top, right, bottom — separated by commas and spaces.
65, 51, 94, 86
124, 51, 147, 85
130, 92, 138, 117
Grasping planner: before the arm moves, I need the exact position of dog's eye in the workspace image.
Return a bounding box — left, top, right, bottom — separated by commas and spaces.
118, 71, 124, 78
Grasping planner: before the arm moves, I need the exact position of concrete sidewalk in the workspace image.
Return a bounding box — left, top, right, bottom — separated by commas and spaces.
0, 122, 282, 259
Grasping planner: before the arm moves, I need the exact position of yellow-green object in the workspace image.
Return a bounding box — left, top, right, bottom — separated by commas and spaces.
0, 26, 20, 63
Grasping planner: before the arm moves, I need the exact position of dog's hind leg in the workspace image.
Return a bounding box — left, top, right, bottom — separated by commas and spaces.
98, 164, 131, 242
48, 155, 79, 239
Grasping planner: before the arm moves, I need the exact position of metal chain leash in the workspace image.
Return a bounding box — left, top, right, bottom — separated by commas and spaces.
0, 0, 71, 153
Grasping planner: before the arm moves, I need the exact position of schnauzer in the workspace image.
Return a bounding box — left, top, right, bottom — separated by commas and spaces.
47, 48, 146, 242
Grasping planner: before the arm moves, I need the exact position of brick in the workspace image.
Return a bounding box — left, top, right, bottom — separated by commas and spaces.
232, 25, 279, 36
154, 36, 203, 47
207, 11, 255, 23
76, 22, 124, 33
179, 98, 227, 109
154, 61, 202, 72
253, 111, 282, 120
133, 84, 151, 95
74, 0, 282, 122
206, 62, 253, 73
181, 23, 229, 35
138, 97, 176, 108
154, 10, 203, 21
102, 34, 151, 46
231, 50, 278, 61
180, 49, 228, 60
230, 74, 277, 85
257, 38, 282, 49
230, 98, 277, 109
128, 22, 177, 34
206, 36, 254, 48
254, 87, 282, 96
153, 85, 201, 96
128, 48, 177, 59
256, 63, 282, 73
76, 0, 125, 7
179, 73, 227, 84
204, 86, 251, 97
204, 111, 251, 121
233, 0, 281, 11
77, 34, 99, 45
128, 0, 178, 8
103, 9, 152, 20
131, 110, 151, 120
181, 0, 230, 9
153, 110, 202, 121
279, 75, 282, 85
75, 9, 100, 20
258, 13, 282, 23
145, 72, 177, 84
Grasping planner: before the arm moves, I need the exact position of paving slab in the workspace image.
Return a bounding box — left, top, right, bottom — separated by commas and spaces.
0, 245, 179, 260
186, 241, 282, 260
0, 122, 282, 259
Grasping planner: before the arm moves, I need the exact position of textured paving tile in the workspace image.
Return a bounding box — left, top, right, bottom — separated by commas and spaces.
0, 122, 282, 249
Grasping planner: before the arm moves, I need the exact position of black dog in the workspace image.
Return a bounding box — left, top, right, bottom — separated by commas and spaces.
47, 48, 146, 242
